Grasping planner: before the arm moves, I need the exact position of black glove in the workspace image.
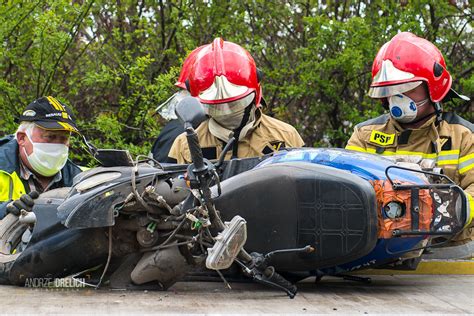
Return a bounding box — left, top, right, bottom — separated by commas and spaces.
6, 191, 40, 216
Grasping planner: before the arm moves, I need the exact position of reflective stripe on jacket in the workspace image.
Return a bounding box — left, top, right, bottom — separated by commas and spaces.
346, 113, 473, 193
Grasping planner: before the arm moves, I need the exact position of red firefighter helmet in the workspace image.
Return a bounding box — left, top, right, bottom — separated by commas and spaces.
175, 46, 205, 89
368, 32, 453, 103
185, 38, 262, 116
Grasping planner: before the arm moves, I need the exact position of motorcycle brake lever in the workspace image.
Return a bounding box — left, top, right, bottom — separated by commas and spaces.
264, 245, 315, 261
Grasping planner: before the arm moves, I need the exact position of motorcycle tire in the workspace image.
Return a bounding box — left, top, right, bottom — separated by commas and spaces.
0, 214, 27, 285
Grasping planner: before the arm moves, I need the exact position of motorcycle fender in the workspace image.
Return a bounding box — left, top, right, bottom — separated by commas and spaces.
63, 190, 123, 229
63, 182, 188, 229
59, 165, 165, 229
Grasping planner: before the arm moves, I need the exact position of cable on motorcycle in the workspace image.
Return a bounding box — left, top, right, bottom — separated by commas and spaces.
131, 161, 156, 214
134, 154, 164, 170
70, 265, 103, 288
151, 235, 199, 250
70, 227, 114, 289
211, 169, 222, 197
96, 226, 113, 288
215, 137, 235, 170
142, 216, 188, 252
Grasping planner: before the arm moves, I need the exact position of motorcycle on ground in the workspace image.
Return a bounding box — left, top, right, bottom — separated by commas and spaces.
0, 97, 470, 298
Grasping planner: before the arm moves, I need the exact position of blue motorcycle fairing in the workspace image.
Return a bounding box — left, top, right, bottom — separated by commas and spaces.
258, 148, 430, 273
317, 237, 425, 275
257, 148, 427, 184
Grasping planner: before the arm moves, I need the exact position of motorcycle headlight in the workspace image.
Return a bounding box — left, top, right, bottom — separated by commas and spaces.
206, 216, 247, 270
75, 172, 122, 192
383, 201, 405, 219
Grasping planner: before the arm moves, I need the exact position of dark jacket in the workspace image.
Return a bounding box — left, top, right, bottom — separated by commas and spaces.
0, 135, 82, 218
151, 120, 185, 163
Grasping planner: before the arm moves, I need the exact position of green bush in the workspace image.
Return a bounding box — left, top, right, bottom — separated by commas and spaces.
1, 1, 472, 164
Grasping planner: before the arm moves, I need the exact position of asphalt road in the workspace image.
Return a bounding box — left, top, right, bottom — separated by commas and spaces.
1, 275, 473, 314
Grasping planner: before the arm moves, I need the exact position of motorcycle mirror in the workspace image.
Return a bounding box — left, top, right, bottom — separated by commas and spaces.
175, 96, 207, 129
94, 149, 134, 167
154, 90, 191, 121
80, 134, 133, 167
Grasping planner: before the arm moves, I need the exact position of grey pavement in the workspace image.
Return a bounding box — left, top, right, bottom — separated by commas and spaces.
0, 275, 473, 314
423, 240, 474, 260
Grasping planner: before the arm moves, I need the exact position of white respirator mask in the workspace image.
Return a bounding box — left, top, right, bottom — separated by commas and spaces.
388, 94, 429, 123
22, 128, 69, 177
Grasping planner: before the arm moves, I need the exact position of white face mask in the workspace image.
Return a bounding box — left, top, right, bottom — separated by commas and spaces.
209, 106, 258, 142
388, 94, 429, 123
23, 130, 69, 177
207, 92, 256, 130
212, 107, 247, 130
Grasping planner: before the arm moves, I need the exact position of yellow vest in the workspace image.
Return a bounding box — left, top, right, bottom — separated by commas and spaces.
0, 170, 27, 202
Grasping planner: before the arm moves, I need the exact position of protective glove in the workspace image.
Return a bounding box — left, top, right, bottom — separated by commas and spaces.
6, 191, 40, 216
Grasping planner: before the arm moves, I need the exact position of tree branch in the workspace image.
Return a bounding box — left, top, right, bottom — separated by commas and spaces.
4, 1, 42, 43
41, 0, 95, 95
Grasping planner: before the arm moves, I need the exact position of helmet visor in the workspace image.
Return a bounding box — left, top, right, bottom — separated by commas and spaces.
368, 81, 423, 98
199, 75, 251, 103
155, 90, 190, 120
202, 92, 255, 117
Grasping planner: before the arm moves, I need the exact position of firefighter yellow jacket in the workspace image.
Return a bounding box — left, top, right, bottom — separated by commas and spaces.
168, 111, 305, 164
346, 112, 474, 243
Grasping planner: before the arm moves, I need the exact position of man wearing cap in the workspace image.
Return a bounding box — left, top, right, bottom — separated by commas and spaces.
0, 96, 82, 219
346, 32, 473, 247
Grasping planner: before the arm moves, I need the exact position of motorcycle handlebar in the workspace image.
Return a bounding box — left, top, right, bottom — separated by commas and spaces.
183, 123, 298, 298
263, 266, 297, 299
185, 127, 206, 173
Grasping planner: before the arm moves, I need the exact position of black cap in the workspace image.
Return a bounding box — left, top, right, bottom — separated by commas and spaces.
19, 96, 80, 134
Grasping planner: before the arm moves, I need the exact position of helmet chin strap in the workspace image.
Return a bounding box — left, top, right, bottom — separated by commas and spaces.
231, 103, 254, 158
433, 102, 443, 124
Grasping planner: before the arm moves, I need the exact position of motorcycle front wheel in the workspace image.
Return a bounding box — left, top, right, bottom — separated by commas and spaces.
0, 214, 27, 284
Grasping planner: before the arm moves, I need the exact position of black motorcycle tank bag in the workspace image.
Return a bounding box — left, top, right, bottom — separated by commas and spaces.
214, 162, 378, 271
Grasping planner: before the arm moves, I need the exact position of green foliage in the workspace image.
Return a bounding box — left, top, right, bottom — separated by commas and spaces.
1, 0, 472, 164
